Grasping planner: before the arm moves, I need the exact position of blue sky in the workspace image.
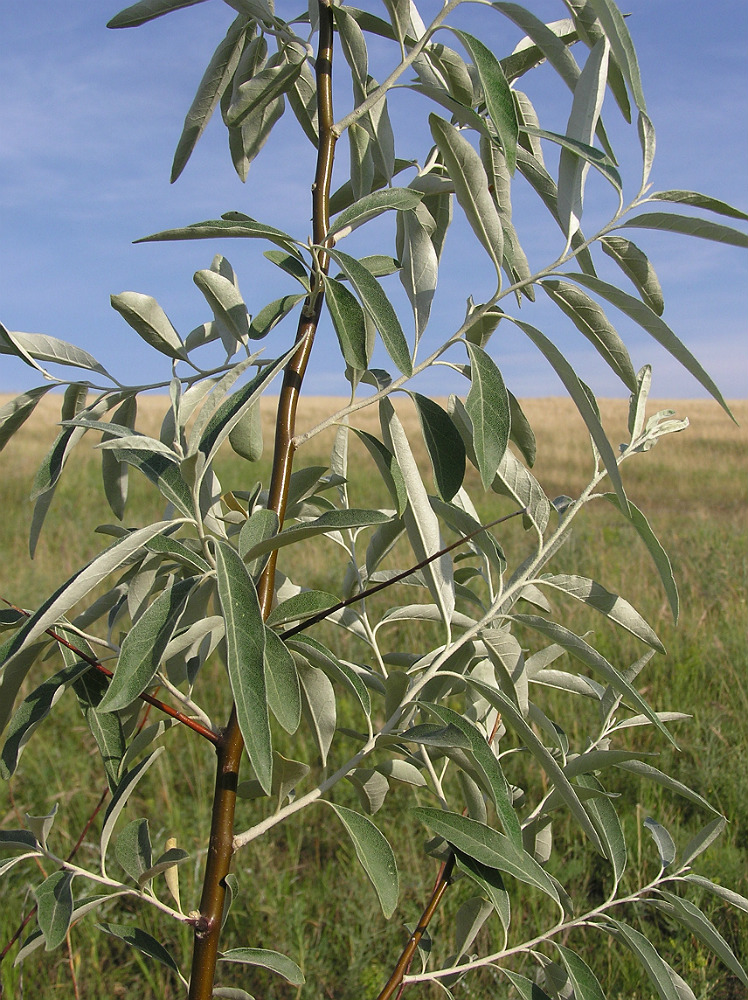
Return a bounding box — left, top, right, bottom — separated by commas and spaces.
1, 0, 746, 399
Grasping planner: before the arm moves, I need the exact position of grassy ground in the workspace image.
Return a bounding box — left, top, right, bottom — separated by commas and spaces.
0, 394, 746, 999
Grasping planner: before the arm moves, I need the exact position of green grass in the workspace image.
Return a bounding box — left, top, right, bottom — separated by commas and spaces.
0, 395, 746, 999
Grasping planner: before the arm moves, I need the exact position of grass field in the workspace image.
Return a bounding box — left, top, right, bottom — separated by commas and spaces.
0, 394, 746, 999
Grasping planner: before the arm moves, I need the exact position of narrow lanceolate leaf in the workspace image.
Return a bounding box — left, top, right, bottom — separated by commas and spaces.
512, 616, 674, 742
35, 871, 74, 951
193, 267, 250, 346
680, 816, 727, 868
576, 774, 627, 885
411, 393, 465, 501
264, 628, 301, 735
97, 923, 181, 976
537, 574, 664, 652
219, 949, 305, 985
587, 0, 646, 112
430, 115, 504, 274
643, 816, 676, 869
616, 760, 719, 814
241, 508, 390, 563
465, 343, 511, 490
110, 292, 186, 359
171, 16, 246, 181
648, 190, 748, 221
2, 521, 180, 674
397, 205, 439, 342
651, 892, 748, 987
512, 319, 628, 508
600, 919, 680, 1000
541, 279, 637, 391
248, 293, 305, 341
107, 0, 208, 29
98, 578, 195, 712
324, 276, 369, 371
601, 236, 664, 315
115, 818, 153, 883
557, 37, 609, 237
554, 943, 607, 1000
451, 30, 518, 171
327, 188, 422, 239
380, 398, 454, 625
100, 749, 164, 876
414, 808, 561, 906
683, 875, 748, 915
325, 803, 399, 918
327, 248, 412, 376
214, 541, 271, 793
619, 212, 748, 248
602, 494, 678, 621
0, 387, 53, 453
136, 215, 300, 257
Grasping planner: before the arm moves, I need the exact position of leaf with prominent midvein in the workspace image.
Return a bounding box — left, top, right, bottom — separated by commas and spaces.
648, 190, 748, 221
451, 30, 518, 171
602, 493, 678, 621
218, 948, 305, 985
557, 37, 609, 237
615, 760, 719, 814
214, 541, 271, 794
541, 279, 637, 391
327, 188, 422, 239
241, 508, 390, 564
576, 774, 626, 885
0, 387, 53, 453
136, 215, 301, 257
537, 574, 664, 651
601, 236, 664, 315
643, 816, 676, 869
98, 577, 196, 713
171, 16, 246, 181
380, 398, 454, 626
512, 615, 674, 741
110, 292, 186, 360
651, 892, 748, 986
107, 0, 208, 29
414, 808, 561, 906
324, 277, 369, 371
397, 205, 438, 342
683, 875, 748, 915
0, 330, 113, 379
287, 635, 370, 717
464, 678, 605, 853
2, 521, 181, 674
193, 267, 250, 346
411, 393, 465, 502
263, 628, 301, 735
587, 0, 646, 112
327, 248, 412, 376
35, 871, 74, 951
512, 319, 627, 508
430, 114, 503, 274
465, 343, 511, 489
100, 749, 164, 876
97, 923, 181, 976
600, 920, 680, 1000
554, 943, 607, 1000
619, 212, 748, 248
325, 803, 399, 918
351, 429, 407, 516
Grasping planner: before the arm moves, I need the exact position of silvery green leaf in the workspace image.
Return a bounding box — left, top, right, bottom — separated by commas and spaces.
648, 190, 748, 221
493, 442, 550, 538
602, 494, 678, 622
0, 387, 52, 453
264, 628, 301, 735
601, 237, 664, 316
638, 110, 656, 186
643, 816, 676, 869
115, 818, 153, 882
70, 670, 126, 791
587, 0, 646, 111
347, 768, 389, 815
541, 279, 636, 391
0, 327, 113, 379
0, 829, 39, 852
218, 948, 304, 985
397, 204, 439, 343
243, 508, 389, 565
429, 115, 504, 275
298, 661, 336, 766
557, 38, 610, 237
136, 215, 301, 257
110, 292, 186, 360
680, 816, 727, 868
228, 92, 285, 182
23, 805, 58, 852
114, 449, 194, 517
263, 250, 311, 290
512, 319, 627, 509
494, 3, 580, 88
380, 398, 454, 626
411, 393, 465, 502
325, 803, 399, 918
324, 276, 369, 371
327, 249, 412, 376
414, 808, 561, 906
334, 5, 368, 90
480, 628, 527, 714
193, 267, 250, 346
380, 0, 410, 50
554, 943, 607, 1000
507, 391, 536, 467
374, 759, 426, 787
228, 398, 263, 462
525, 125, 621, 193
351, 428, 407, 515
620, 212, 748, 248
100, 749, 164, 876
501, 16, 577, 82
348, 121, 375, 201
101, 395, 137, 520
214, 541, 272, 794
287, 52, 318, 145
98, 577, 195, 712
453, 896, 494, 963
328, 188, 422, 239
465, 343, 510, 489
537, 574, 664, 651
137, 846, 189, 888
576, 773, 626, 885
171, 16, 247, 181
107, 0, 208, 29
451, 30, 518, 171
1, 659, 90, 778
35, 871, 74, 951
651, 891, 748, 986
500, 969, 553, 1000
615, 760, 719, 814
682, 875, 748, 915
225, 45, 306, 128
248, 292, 305, 341
601, 920, 680, 1000
98, 923, 181, 976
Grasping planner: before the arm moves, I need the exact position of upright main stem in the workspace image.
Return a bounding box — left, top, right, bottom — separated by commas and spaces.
187, 7, 336, 998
